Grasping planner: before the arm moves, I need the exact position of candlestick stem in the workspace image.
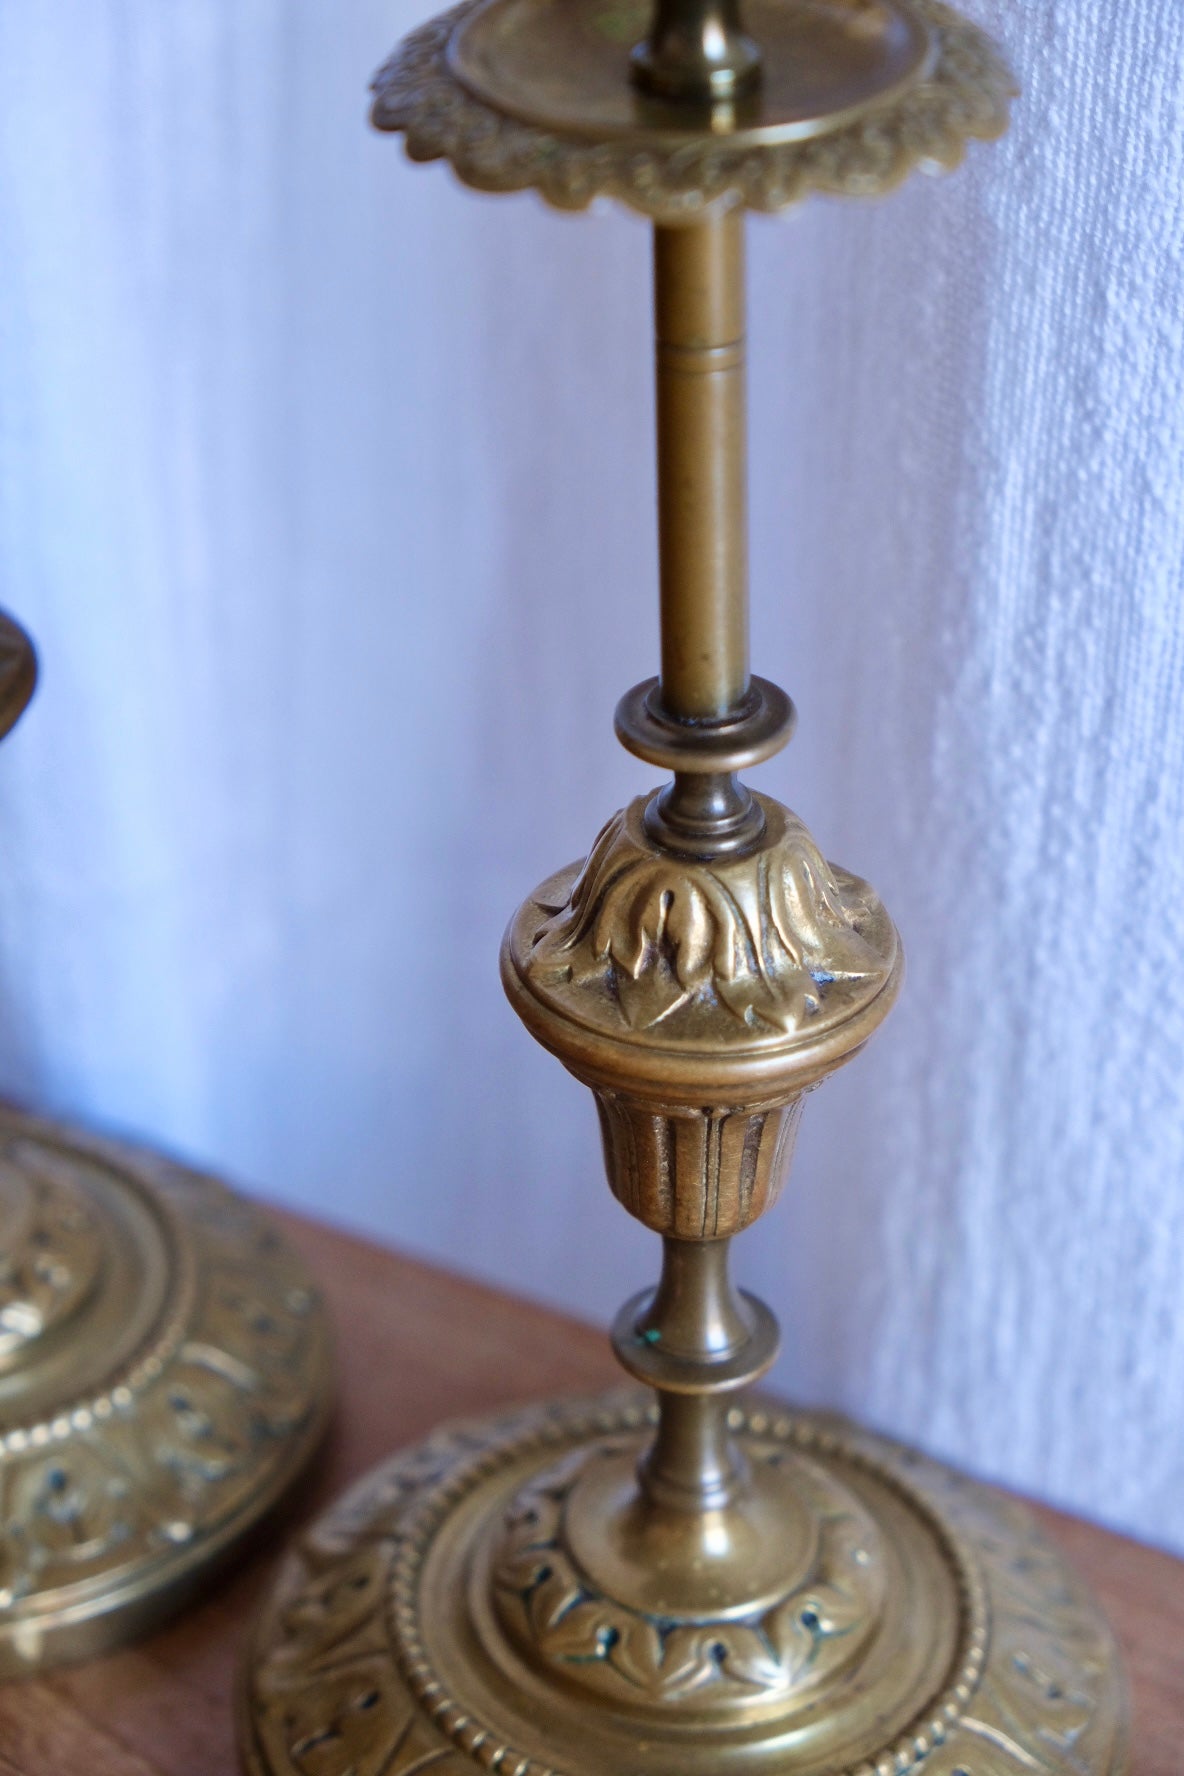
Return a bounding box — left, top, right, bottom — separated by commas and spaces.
655, 214, 750, 722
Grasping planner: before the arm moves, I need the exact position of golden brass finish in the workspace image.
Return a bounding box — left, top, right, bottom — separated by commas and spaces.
446, 0, 933, 144
504, 790, 900, 1105
374, 0, 1014, 222
0, 1105, 332, 1673
613, 674, 795, 771
243, 1396, 1127, 1776
244, 3, 1126, 1772
631, 0, 761, 106
0, 630, 333, 1671
655, 214, 748, 720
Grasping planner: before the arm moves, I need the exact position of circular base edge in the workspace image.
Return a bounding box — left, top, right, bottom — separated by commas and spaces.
238, 1391, 1128, 1776
0, 1104, 334, 1675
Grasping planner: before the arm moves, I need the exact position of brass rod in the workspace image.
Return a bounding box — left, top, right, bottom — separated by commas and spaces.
640, 1236, 751, 1361
636, 1238, 752, 1513
654, 212, 750, 720
643, 1391, 746, 1512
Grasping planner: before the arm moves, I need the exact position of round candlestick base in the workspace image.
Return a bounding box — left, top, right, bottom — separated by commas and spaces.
240, 1392, 1126, 1776
0, 1103, 332, 1674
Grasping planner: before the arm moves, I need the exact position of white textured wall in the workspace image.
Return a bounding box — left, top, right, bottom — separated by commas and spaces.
1, 3, 1182, 1550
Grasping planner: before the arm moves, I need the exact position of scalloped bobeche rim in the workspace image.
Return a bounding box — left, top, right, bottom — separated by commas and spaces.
370, 0, 1016, 222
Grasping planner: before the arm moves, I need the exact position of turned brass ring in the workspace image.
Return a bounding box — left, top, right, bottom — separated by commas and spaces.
613, 674, 795, 772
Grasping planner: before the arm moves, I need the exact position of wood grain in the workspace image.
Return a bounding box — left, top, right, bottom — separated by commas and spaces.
0, 1212, 1176, 1774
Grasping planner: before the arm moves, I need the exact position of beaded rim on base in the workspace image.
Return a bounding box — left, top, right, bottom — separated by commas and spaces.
371, 0, 1016, 221
240, 1393, 1127, 1776
0, 1103, 333, 1673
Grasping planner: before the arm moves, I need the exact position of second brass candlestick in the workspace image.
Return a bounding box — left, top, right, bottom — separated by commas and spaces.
0, 613, 332, 1672
242, 5, 1127, 1772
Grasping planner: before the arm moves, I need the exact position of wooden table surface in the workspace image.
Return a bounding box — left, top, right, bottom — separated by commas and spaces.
0, 1213, 1178, 1774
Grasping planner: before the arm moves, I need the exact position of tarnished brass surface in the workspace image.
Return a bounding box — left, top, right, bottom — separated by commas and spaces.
504, 790, 900, 1103
242, 1395, 1128, 1776
448, 0, 933, 141
614, 674, 795, 775
655, 213, 749, 719
631, 0, 762, 105
372, 0, 1015, 221
243, 4, 1126, 1770
0, 1105, 333, 1673
0, 623, 333, 1670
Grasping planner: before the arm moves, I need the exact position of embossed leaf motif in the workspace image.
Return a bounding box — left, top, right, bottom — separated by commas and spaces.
247, 1402, 1122, 1776
496, 1546, 555, 1594
528, 1568, 585, 1636
959, 1640, 1099, 1772
529, 800, 891, 1035
705, 1624, 784, 1691
0, 1151, 103, 1355
763, 1602, 816, 1681
263, 1551, 392, 1682
537, 1599, 629, 1662
0, 1454, 134, 1604
494, 1452, 887, 1705
279, 1673, 436, 1776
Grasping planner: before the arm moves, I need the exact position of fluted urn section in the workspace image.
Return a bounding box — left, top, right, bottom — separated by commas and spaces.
594, 1093, 803, 1238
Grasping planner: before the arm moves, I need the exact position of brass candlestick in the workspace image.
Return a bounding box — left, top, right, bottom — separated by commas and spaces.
243, 5, 1127, 1773
0, 611, 332, 1672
